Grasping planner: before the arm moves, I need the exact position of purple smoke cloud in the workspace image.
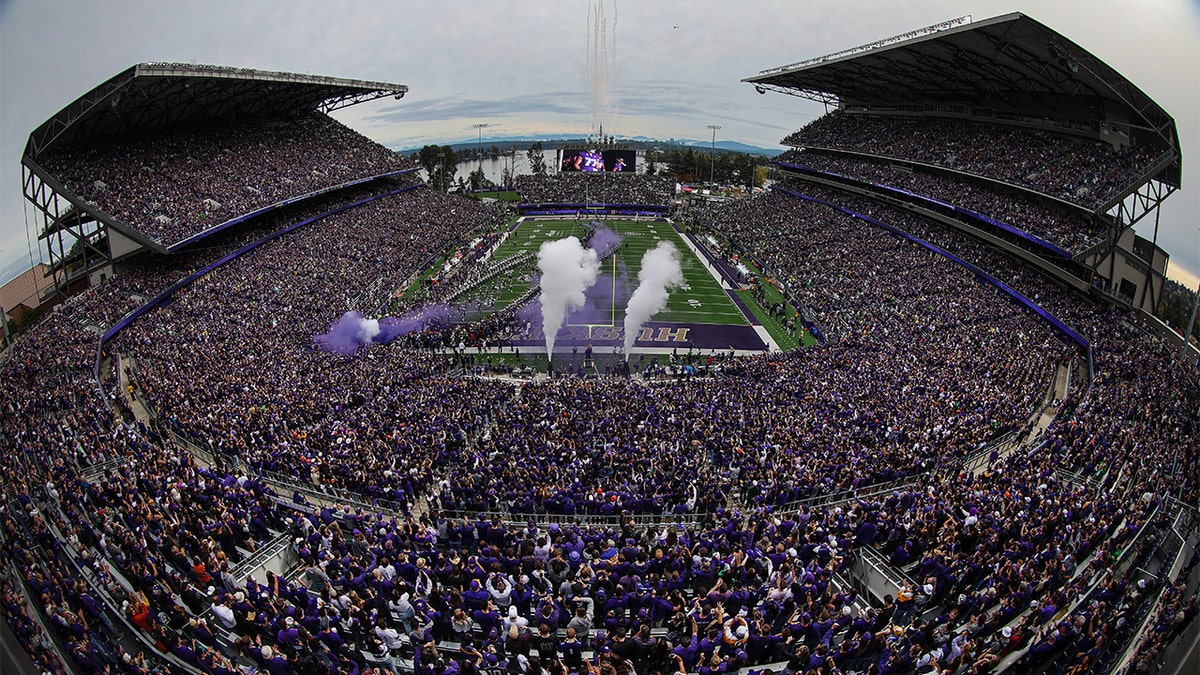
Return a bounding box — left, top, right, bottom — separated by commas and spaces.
517, 300, 543, 329
314, 311, 380, 355
314, 305, 452, 355
377, 305, 452, 342
589, 226, 623, 258
518, 272, 631, 335
565, 271, 634, 326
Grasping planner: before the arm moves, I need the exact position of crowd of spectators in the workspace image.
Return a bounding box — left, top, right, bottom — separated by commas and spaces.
108, 169, 1152, 675
209, 453, 1154, 675
0, 178, 433, 673
686, 185, 1199, 671
40, 112, 416, 246
65, 176, 421, 333
1122, 576, 1199, 673
117, 186, 515, 510
774, 150, 1109, 254
1, 303, 196, 673
0, 177, 501, 673
515, 175, 674, 206
740, 179, 1200, 507
782, 112, 1168, 210
1, 133, 1196, 675
437, 305, 1060, 516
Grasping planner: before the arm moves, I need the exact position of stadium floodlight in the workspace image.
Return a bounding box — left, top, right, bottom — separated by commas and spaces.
472, 123, 489, 179
707, 125, 722, 185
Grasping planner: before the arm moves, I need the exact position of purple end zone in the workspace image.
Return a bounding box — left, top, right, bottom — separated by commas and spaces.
508, 321, 767, 351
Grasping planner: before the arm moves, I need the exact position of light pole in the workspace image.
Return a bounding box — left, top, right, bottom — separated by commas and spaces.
707, 124, 721, 185
471, 123, 488, 187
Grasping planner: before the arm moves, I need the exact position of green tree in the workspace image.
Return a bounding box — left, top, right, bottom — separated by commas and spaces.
734, 154, 753, 188
665, 147, 699, 183
417, 145, 443, 187
467, 167, 488, 191
527, 141, 548, 176
715, 152, 734, 184
439, 145, 459, 191
417, 145, 462, 191
645, 150, 657, 176
1157, 278, 1198, 334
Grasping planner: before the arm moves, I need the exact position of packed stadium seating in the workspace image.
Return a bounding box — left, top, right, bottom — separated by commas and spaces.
5, 162, 1194, 674
782, 111, 1169, 211
775, 149, 1110, 255
515, 175, 674, 206
38, 112, 417, 247
3, 84, 1196, 675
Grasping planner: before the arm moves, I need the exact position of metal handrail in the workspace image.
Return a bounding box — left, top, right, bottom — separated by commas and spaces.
993, 498, 1163, 674
23, 497, 206, 674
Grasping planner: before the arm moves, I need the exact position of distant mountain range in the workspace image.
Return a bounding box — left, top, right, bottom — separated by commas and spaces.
393, 135, 783, 157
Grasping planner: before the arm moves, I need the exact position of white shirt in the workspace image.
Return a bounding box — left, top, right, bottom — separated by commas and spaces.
376, 625, 405, 651
212, 602, 236, 629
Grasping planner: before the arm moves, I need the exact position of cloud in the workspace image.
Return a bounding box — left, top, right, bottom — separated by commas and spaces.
363, 92, 591, 125
1167, 260, 1199, 291
358, 81, 795, 139
0, 232, 45, 286
0, 0, 1196, 283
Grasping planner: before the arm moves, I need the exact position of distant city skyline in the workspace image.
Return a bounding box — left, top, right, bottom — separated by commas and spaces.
2, 0, 1197, 290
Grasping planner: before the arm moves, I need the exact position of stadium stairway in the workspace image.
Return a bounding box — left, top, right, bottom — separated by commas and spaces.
0, 616, 41, 675
116, 353, 154, 426
969, 354, 1078, 476
0, 542, 75, 672
1024, 356, 1074, 440
28, 494, 207, 673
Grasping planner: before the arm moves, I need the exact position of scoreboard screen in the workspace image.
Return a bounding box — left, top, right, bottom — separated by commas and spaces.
559, 148, 636, 173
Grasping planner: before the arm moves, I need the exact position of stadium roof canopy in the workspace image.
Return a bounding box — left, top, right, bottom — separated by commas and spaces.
23, 62, 408, 160
21, 64, 410, 296
744, 13, 1180, 185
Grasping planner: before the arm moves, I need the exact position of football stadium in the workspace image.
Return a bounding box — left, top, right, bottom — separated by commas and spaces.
1, 11, 1198, 675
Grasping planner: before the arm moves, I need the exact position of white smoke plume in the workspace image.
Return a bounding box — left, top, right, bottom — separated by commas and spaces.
623, 241, 684, 357
587, 0, 620, 135
357, 317, 381, 342
538, 236, 601, 359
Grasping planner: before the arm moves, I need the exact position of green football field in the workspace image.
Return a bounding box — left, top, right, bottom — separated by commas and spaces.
484, 218, 748, 326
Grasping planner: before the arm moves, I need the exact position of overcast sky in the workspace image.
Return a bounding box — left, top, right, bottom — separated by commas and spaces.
1, 0, 1196, 290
